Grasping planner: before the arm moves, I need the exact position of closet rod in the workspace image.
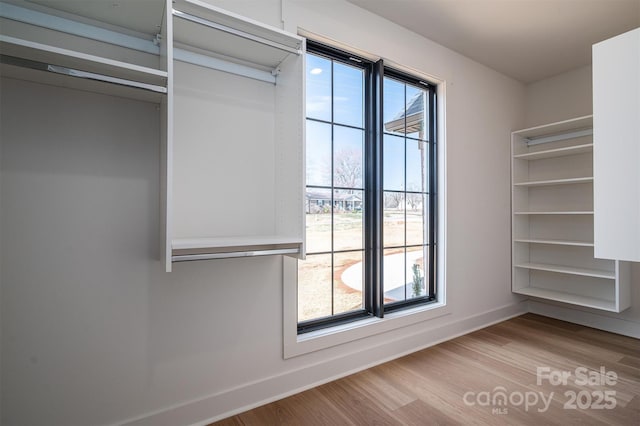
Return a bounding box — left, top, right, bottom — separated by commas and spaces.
0, 54, 167, 94
173, 48, 276, 84
173, 9, 301, 56
525, 128, 593, 146
172, 248, 300, 262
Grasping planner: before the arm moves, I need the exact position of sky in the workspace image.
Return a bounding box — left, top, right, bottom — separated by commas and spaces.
305, 52, 429, 194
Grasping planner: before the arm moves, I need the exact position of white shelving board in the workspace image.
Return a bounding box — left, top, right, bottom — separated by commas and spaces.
514, 263, 615, 280
514, 211, 594, 215
513, 143, 593, 160
172, 236, 302, 261
511, 115, 631, 312
514, 239, 594, 247
514, 177, 593, 187
515, 287, 617, 312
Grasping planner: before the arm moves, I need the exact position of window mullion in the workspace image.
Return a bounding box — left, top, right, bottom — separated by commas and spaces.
428, 88, 437, 299
370, 58, 385, 318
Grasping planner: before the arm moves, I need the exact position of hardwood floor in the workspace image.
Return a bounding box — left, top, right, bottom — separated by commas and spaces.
213, 314, 640, 425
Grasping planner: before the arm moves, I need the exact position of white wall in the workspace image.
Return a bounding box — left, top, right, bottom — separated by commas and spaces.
0, 1, 527, 425
524, 65, 640, 334
525, 65, 593, 127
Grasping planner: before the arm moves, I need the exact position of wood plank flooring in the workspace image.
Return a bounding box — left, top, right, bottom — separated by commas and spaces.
213, 314, 640, 425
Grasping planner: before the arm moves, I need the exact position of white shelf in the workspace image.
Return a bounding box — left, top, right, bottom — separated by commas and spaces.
514, 211, 594, 215
513, 287, 617, 312
513, 116, 593, 139
172, 236, 302, 261
513, 143, 593, 160
172, 0, 303, 72
514, 239, 594, 247
514, 177, 593, 187
514, 263, 615, 279
0, 35, 167, 89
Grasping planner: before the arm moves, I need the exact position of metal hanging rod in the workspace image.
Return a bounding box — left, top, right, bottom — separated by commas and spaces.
173, 48, 277, 84
0, 54, 167, 94
172, 248, 300, 262
172, 9, 302, 56
525, 128, 593, 146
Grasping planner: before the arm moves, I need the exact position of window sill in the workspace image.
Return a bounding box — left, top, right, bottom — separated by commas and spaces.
283, 283, 450, 359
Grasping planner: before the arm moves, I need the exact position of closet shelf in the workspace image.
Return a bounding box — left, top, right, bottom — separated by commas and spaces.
514, 177, 593, 187
0, 35, 168, 88
513, 143, 593, 160
514, 263, 615, 280
514, 239, 594, 247
172, 0, 303, 73
513, 287, 617, 312
513, 115, 593, 140
514, 211, 594, 215
172, 236, 302, 262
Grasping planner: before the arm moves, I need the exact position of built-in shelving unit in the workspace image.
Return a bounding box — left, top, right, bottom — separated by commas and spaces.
511, 115, 631, 312
1, 0, 306, 272
164, 0, 305, 271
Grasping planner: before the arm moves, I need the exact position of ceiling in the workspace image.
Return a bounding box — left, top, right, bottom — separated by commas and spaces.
346, 0, 640, 83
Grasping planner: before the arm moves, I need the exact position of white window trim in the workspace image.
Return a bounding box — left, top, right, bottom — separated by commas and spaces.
283, 78, 447, 359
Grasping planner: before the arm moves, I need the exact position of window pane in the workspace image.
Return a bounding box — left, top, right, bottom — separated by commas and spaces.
306, 54, 332, 122
334, 126, 364, 189
383, 134, 404, 191
406, 194, 425, 246
333, 62, 364, 128
406, 140, 428, 193
334, 189, 364, 251
383, 248, 406, 303
406, 85, 427, 140
305, 188, 332, 253
298, 254, 332, 322
383, 77, 405, 135
334, 250, 364, 315
306, 120, 332, 187
383, 191, 405, 248
406, 246, 427, 299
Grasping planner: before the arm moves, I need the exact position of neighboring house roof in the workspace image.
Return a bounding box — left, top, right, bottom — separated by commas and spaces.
306, 191, 362, 202
384, 91, 425, 135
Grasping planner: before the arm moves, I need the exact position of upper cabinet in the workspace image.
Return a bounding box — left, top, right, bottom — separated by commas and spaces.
593, 28, 640, 262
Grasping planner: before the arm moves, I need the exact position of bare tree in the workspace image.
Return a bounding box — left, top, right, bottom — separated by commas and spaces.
406, 193, 422, 210
334, 149, 362, 190
384, 192, 404, 209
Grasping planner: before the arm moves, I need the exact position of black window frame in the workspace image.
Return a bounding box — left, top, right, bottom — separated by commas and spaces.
298, 40, 438, 334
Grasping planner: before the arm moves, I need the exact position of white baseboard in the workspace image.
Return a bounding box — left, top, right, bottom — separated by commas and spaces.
120, 301, 528, 426
528, 300, 640, 339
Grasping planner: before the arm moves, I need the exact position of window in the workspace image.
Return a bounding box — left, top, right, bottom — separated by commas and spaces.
298, 41, 438, 333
